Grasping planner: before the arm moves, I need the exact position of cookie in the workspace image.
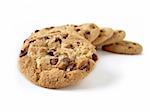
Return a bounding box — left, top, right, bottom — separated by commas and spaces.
18, 31, 98, 89
92, 27, 114, 46
102, 40, 143, 55
74, 23, 100, 42
102, 30, 126, 46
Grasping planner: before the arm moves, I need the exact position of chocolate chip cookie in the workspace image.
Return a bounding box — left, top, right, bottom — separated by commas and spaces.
102, 40, 143, 55
102, 30, 126, 46
18, 31, 98, 89
92, 27, 114, 46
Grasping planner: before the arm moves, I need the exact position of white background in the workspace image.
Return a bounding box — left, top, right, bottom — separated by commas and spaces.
0, 0, 150, 112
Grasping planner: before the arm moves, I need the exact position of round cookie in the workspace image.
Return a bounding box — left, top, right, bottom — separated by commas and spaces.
74, 23, 100, 42
92, 27, 114, 46
102, 30, 126, 46
102, 40, 143, 55
18, 31, 98, 89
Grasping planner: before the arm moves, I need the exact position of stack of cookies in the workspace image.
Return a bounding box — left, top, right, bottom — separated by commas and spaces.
18, 23, 143, 89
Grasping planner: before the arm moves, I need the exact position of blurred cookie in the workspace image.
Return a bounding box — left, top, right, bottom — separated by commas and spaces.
102, 40, 143, 55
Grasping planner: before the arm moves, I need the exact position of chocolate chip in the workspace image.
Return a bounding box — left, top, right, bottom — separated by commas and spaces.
85, 31, 90, 35
64, 75, 68, 78
128, 46, 132, 49
92, 53, 98, 62
90, 24, 96, 29
23, 39, 28, 43
76, 28, 80, 32
55, 38, 62, 44
74, 25, 78, 27
77, 42, 80, 46
98, 34, 101, 37
50, 26, 54, 28
19, 49, 27, 57
55, 53, 59, 57
45, 26, 54, 30
29, 40, 35, 43
35, 30, 39, 33
79, 62, 90, 71
67, 63, 76, 71
47, 49, 56, 56
84, 31, 91, 39
66, 44, 74, 49
133, 43, 137, 45
58, 57, 71, 70
100, 29, 104, 33
118, 30, 122, 33
50, 58, 58, 65
43, 36, 49, 39
63, 34, 68, 39
115, 43, 119, 45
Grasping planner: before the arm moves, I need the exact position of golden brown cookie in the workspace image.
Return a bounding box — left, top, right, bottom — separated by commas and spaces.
102, 30, 126, 46
92, 27, 114, 46
18, 30, 98, 89
102, 40, 143, 55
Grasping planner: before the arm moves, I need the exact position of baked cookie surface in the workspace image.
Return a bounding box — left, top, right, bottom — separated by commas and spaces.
74, 23, 100, 42
31, 23, 100, 43
102, 30, 126, 46
102, 40, 143, 55
92, 27, 114, 46
18, 30, 98, 89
